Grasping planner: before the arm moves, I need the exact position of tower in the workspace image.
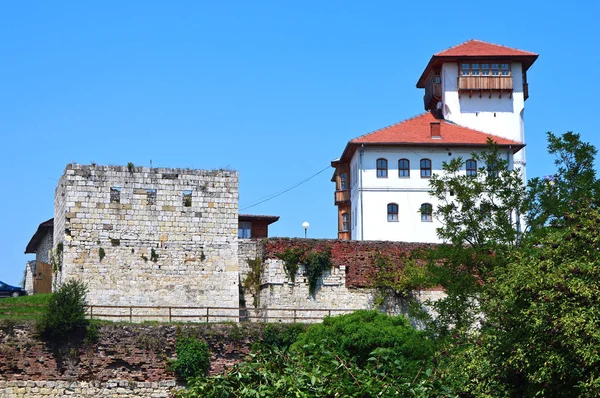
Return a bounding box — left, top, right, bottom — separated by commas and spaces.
416, 39, 538, 180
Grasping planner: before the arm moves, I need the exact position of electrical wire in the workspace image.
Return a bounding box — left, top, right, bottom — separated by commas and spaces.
240, 165, 331, 211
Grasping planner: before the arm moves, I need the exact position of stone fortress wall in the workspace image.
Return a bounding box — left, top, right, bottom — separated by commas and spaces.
239, 238, 445, 324
52, 164, 239, 314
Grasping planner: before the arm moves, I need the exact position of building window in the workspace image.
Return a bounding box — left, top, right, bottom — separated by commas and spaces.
182, 190, 192, 207
110, 187, 121, 203
466, 159, 477, 176
398, 159, 410, 177
420, 159, 432, 178
340, 173, 348, 190
421, 203, 433, 222
238, 221, 251, 238
461, 62, 511, 76
387, 203, 398, 222
342, 213, 349, 232
146, 189, 157, 205
376, 158, 388, 178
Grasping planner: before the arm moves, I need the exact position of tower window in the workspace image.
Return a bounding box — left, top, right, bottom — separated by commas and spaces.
421, 203, 433, 222
341, 213, 349, 232
340, 173, 348, 190
110, 187, 121, 203
461, 62, 511, 76
420, 159, 432, 178
398, 159, 410, 178
466, 159, 477, 176
387, 203, 398, 222
146, 189, 157, 205
376, 158, 388, 178
182, 190, 192, 207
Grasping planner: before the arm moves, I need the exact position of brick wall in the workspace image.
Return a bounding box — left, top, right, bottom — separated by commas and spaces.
264, 238, 437, 288
0, 322, 264, 395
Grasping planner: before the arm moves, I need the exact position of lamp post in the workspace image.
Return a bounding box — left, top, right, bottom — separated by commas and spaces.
302, 221, 310, 238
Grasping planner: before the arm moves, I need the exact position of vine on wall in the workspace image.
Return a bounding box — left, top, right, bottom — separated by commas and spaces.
277, 247, 332, 297
50, 242, 64, 273
243, 257, 263, 307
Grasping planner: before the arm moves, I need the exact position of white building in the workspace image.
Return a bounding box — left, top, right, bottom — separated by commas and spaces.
332, 40, 537, 242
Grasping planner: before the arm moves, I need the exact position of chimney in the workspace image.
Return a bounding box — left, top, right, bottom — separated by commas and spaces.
430, 121, 441, 138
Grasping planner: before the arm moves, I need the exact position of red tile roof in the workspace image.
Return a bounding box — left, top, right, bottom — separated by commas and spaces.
335, 112, 524, 163
416, 39, 538, 88
435, 39, 537, 57
351, 112, 522, 145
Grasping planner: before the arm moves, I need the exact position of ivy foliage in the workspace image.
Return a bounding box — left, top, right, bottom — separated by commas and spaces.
242, 257, 262, 308
277, 247, 332, 296
277, 247, 302, 283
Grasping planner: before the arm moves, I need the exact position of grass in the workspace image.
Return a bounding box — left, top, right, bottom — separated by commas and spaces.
0, 294, 52, 320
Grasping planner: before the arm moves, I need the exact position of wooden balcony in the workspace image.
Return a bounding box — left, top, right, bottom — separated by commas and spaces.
458, 75, 513, 96
334, 189, 350, 204
423, 81, 442, 110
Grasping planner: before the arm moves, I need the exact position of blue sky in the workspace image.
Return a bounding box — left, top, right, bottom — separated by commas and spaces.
1, 1, 599, 285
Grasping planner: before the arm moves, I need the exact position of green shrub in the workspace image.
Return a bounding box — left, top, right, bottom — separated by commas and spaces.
260, 323, 307, 349
37, 280, 88, 341
171, 337, 210, 380
292, 310, 435, 365
180, 311, 443, 397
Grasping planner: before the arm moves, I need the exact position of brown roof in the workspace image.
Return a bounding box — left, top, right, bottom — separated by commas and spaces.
334, 112, 524, 163
238, 214, 280, 224
417, 39, 538, 87
25, 218, 53, 254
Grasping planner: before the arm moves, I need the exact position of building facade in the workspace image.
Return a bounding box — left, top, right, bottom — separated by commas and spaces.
332, 40, 537, 242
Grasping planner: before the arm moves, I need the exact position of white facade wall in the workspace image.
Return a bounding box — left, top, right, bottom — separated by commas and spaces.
351, 146, 513, 242
441, 62, 526, 179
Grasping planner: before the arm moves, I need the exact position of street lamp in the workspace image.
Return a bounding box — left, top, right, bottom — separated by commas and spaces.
302, 221, 310, 238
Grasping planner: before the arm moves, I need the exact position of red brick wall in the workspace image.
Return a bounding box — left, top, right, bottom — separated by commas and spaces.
265, 238, 437, 288
0, 323, 264, 382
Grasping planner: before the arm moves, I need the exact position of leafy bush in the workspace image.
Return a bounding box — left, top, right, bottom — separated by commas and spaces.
180, 311, 445, 397
37, 280, 88, 340
171, 336, 210, 380
293, 310, 435, 365
259, 323, 307, 349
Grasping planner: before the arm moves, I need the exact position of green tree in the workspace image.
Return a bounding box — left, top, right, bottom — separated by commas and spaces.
37, 279, 89, 340
470, 208, 600, 396
527, 131, 600, 233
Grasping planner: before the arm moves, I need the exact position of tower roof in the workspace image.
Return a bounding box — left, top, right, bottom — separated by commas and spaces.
417, 39, 538, 87
333, 112, 524, 163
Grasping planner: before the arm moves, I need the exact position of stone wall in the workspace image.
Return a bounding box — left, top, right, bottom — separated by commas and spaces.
53, 164, 239, 314
35, 232, 53, 265
0, 380, 178, 398
238, 238, 445, 324
23, 261, 35, 295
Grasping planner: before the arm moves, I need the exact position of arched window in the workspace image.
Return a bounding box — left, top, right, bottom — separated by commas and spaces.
398, 159, 410, 177
340, 173, 348, 190
387, 203, 398, 222
421, 203, 433, 222
342, 213, 349, 231
420, 159, 432, 178
466, 159, 477, 176
376, 158, 388, 178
